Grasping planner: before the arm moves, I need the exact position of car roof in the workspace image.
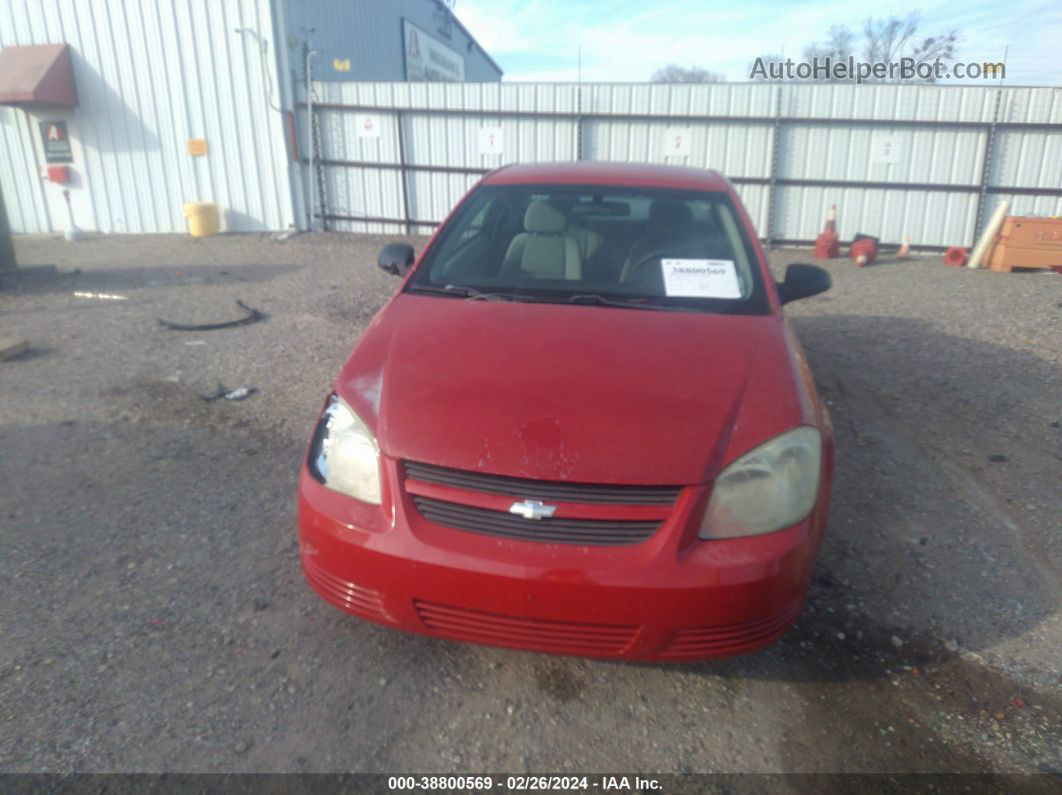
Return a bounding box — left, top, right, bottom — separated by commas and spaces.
482, 161, 731, 192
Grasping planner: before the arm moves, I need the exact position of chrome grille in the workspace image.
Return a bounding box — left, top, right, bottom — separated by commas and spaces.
411, 496, 660, 546
402, 460, 681, 505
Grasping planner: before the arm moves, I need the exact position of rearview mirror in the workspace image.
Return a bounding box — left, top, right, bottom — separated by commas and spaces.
777, 263, 831, 305
378, 243, 415, 277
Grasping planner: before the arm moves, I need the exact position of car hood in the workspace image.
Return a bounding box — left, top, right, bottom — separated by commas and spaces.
337, 294, 807, 485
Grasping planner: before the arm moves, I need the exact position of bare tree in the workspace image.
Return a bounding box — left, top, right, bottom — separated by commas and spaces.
761, 12, 960, 83
803, 25, 856, 64
863, 12, 959, 69
651, 64, 725, 83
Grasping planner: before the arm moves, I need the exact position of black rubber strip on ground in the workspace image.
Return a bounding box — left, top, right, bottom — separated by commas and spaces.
157, 300, 266, 331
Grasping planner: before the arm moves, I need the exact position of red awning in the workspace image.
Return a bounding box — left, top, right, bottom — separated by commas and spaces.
0, 43, 78, 107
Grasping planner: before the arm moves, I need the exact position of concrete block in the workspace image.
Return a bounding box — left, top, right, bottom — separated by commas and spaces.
0, 338, 29, 361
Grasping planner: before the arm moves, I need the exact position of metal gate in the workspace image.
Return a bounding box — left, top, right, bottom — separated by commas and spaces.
298, 81, 1062, 249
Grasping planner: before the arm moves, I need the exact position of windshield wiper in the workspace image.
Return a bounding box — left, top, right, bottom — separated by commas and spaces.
406, 284, 527, 301
409, 285, 675, 310
456, 285, 535, 302
406, 284, 462, 298
566, 294, 678, 311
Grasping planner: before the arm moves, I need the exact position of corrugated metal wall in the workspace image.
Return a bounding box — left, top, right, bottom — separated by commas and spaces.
0, 0, 295, 234
281, 0, 502, 82
307, 82, 1062, 248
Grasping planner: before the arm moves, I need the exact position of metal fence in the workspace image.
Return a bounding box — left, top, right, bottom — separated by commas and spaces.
299, 81, 1062, 248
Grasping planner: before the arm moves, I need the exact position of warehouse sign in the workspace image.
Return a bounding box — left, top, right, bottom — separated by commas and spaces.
478, 127, 504, 155
870, 136, 902, 164
355, 113, 381, 139
663, 128, 693, 157
403, 20, 464, 82
39, 121, 73, 164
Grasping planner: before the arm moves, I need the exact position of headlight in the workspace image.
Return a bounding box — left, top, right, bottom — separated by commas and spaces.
309, 394, 382, 504
700, 427, 821, 540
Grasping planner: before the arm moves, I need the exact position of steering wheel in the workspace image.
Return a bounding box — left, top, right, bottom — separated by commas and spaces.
622, 244, 700, 284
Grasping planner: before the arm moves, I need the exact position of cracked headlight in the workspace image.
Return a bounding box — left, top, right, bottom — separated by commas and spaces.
700, 427, 821, 539
309, 394, 381, 505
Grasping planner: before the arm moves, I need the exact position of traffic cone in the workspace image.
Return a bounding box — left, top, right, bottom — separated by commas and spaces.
897, 235, 910, 259
850, 236, 879, 266
814, 204, 840, 259
944, 246, 968, 267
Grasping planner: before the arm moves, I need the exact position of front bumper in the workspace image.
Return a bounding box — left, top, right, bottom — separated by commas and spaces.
297, 458, 826, 661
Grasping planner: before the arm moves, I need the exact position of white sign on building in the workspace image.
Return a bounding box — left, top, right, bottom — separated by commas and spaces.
870, 136, 902, 164
403, 20, 465, 82
663, 128, 693, 157
354, 113, 381, 139
478, 127, 504, 155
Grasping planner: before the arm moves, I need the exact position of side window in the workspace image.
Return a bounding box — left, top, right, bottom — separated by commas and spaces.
456, 200, 491, 243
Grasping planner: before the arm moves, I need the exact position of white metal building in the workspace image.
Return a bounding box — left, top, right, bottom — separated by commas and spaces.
0, 0, 497, 236
0, 0, 293, 235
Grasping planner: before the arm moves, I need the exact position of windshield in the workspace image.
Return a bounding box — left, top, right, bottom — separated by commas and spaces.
406, 184, 769, 314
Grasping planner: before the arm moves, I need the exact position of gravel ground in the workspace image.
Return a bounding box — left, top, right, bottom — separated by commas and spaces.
1, 232, 1059, 778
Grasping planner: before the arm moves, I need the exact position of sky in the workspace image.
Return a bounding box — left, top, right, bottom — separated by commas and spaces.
455, 0, 1062, 85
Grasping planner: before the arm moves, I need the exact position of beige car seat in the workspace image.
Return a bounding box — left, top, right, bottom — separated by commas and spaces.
501, 200, 582, 280
620, 198, 696, 283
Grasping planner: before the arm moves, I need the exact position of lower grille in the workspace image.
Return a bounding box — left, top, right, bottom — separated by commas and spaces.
302, 557, 391, 623
414, 600, 640, 655
658, 603, 802, 658
411, 495, 660, 546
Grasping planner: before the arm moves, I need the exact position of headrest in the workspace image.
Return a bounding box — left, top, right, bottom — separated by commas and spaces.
524, 200, 566, 234
649, 198, 693, 236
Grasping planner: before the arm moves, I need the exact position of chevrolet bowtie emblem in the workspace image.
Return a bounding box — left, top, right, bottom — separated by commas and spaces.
509, 499, 557, 520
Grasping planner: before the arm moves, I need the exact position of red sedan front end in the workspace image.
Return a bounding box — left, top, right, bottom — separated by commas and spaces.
298, 163, 834, 661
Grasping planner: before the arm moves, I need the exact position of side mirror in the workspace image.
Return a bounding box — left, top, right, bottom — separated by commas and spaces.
377, 243, 415, 277
777, 263, 831, 305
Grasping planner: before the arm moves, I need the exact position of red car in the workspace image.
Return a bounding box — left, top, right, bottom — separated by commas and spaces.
298, 162, 834, 661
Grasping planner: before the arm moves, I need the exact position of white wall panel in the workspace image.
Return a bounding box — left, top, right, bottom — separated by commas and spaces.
991, 130, 1062, 189
0, 0, 294, 234
0, 105, 49, 233
585, 120, 772, 176
774, 186, 978, 247
734, 183, 770, 234
779, 124, 986, 185
984, 193, 1062, 223
309, 81, 1062, 248
406, 170, 481, 224
1001, 87, 1062, 124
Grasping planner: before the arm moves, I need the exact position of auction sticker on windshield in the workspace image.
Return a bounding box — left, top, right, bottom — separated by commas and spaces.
661, 259, 742, 299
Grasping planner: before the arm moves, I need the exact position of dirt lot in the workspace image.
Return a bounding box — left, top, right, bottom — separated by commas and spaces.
1, 232, 1059, 779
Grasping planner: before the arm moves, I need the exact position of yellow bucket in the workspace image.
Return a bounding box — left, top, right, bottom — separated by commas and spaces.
183, 201, 219, 237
